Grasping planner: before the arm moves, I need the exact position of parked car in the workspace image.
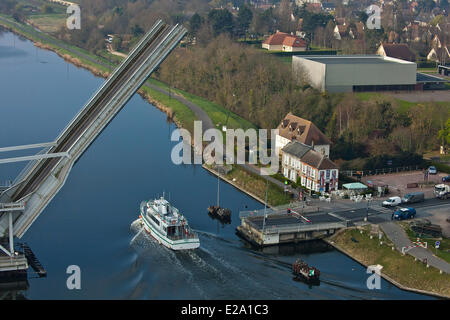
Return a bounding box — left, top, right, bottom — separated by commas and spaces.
382, 196, 402, 207
393, 207, 416, 220
402, 192, 425, 204
442, 175, 450, 182
428, 166, 437, 175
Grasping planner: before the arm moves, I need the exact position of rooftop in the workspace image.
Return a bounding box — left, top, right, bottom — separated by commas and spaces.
294, 55, 416, 65
416, 72, 447, 83
277, 112, 331, 146
282, 141, 338, 170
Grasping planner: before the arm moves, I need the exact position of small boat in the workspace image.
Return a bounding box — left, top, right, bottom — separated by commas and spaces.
207, 205, 231, 223
139, 194, 200, 250
207, 169, 231, 223
292, 258, 320, 283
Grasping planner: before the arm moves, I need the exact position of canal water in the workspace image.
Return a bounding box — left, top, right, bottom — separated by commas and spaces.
0, 30, 431, 299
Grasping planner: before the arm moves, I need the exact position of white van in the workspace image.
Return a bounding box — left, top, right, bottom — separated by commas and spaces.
382, 196, 402, 207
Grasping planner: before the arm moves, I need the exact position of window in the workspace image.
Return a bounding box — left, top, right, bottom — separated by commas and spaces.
283, 167, 289, 177
301, 176, 306, 186
290, 170, 297, 181
311, 169, 316, 179
302, 163, 307, 174
150, 215, 160, 226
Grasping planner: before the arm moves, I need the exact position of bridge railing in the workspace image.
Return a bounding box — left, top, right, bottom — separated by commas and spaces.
12, 147, 52, 186
340, 165, 422, 178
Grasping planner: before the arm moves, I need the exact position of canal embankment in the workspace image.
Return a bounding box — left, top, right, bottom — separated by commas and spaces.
326, 226, 450, 298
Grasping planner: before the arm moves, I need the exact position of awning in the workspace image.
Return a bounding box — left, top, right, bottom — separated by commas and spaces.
342, 182, 368, 190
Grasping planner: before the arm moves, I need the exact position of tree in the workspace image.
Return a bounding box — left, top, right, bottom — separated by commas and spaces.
131, 24, 144, 37
438, 118, 450, 146
236, 5, 253, 37
189, 13, 203, 36
208, 9, 234, 36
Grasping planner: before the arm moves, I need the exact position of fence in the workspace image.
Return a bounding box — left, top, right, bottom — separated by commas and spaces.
341, 165, 423, 178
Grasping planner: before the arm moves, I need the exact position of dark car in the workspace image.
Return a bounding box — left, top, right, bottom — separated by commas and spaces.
393, 207, 416, 220
443, 175, 450, 183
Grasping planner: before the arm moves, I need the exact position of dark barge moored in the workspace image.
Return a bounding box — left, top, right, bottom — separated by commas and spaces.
292, 258, 320, 283
207, 206, 231, 223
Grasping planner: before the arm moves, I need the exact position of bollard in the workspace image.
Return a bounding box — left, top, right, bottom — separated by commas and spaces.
392, 246, 394, 251
426, 264, 430, 268
370, 235, 373, 239
380, 241, 383, 245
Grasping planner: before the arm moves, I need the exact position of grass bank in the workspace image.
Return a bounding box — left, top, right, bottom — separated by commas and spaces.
148, 78, 257, 131
330, 227, 450, 298
225, 165, 291, 206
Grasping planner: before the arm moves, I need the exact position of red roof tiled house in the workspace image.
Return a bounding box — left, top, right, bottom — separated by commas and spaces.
262, 32, 307, 52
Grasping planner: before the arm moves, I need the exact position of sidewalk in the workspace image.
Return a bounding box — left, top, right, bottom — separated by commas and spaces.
380, 221, 450, 274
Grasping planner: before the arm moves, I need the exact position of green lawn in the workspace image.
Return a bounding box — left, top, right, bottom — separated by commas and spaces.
140, 85, 197, 135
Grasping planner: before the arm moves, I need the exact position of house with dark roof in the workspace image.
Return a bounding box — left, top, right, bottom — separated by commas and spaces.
376, 43, 416, 62
262, 32, 307, 52
275, 112, 331, 156
427, 45, 450, 65
281, 141, 339, 192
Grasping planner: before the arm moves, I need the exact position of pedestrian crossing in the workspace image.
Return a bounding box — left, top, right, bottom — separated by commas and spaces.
370, 204, 394, 214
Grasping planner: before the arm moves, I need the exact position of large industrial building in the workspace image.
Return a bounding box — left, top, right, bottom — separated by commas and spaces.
292, 55, 445, 93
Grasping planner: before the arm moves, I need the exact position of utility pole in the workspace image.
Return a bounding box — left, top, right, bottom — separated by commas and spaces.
262, 178, 269, 234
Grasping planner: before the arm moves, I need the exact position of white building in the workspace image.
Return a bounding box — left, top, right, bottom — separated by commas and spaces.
293, 55, 418, 93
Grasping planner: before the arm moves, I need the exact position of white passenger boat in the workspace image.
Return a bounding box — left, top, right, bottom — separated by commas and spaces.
139, 195, 200, 250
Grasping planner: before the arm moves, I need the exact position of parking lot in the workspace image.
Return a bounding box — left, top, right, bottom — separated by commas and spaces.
362, 170, 447, 199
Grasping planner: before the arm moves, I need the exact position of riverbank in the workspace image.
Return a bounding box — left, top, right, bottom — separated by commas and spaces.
0, 16, 293, 206
326, 227, 450, 298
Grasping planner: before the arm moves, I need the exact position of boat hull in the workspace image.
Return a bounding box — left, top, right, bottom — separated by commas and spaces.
141, 216, 200, 250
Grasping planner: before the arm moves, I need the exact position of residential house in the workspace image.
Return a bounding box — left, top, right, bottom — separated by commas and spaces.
275, 113, 331, 157
333, 22, 364, 41
281, 141, 339, 193
376, 43, 416, 62
262, 32, 308, 52
427, 35, 450, 64
427, 46, 450, 64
